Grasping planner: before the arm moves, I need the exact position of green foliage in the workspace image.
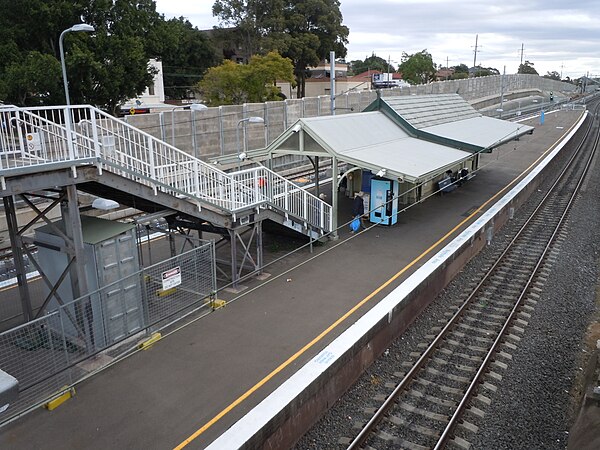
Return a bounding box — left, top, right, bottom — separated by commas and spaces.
544, 71, 561, 81
213, 0, 349, 98
398, 50, 436, 85
450, 72, 469, 80
155, 18, 221, 100
0, 52, 62, 105
452, 64, 470, 74
0, 0, 217, 112
349, 54, 390, 75
213, 0, 285, 62
198, 51, 294, 106
473, 66, 500, 77
518, 60, 539, 75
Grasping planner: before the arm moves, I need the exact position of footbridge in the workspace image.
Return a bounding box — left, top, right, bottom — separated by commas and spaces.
0, 104, 332, 292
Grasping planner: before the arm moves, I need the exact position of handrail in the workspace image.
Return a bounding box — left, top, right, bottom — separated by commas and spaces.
0, 105, 332, 233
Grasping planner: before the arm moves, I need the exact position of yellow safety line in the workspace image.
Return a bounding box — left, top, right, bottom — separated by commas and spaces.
174, 115, 582, 449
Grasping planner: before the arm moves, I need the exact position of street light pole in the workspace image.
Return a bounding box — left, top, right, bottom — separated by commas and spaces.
59, 23, 95, 107
170, 103, 207, 149
236, 116, 264, 170
59, 23, 94, 168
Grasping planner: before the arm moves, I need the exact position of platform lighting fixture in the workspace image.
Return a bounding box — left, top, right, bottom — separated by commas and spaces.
170, 103, 208, 148
376, 168, 387, 177
236, 117, 265, 170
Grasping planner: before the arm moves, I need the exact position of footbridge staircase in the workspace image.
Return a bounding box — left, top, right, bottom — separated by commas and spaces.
0, 104, 332, 285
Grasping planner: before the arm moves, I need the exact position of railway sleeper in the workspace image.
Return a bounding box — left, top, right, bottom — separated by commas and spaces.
398, 401, 448, 422
386, 435, 430, 450
491, 359, 509, 370
450, 435, 473, 450
413, 377, 464, 395
407, 388, 458, 408
462, 315, 505, 328
473, 393, 492, 406
425, 367, 470, 384
496, 350, 513, 360
430, 357, 477, 374
387, 414, 441, 438
443, 338, 488, 353
464, 309, 506, 321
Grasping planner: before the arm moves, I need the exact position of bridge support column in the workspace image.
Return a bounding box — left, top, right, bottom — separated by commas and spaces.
3, 196, 34, 321
226, 221, 264, 292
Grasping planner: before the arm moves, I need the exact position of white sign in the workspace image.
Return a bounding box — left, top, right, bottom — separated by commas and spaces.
25, 132, 42, 152
161, 266, 181, 291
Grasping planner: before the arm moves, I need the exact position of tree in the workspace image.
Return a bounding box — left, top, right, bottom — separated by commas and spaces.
349, 54, 390, 75
518, 60, 538, 75
544, 71, 561, 81
473, 66, 500, 77
453, 64, 469, 74
197, 51, 294, 106
213, 0, 285, 63
398, 50, 436, 85
154, 17, 220, 100
281, 0, 349, 97
0, 0, 205, 113
212, 0, 349, 98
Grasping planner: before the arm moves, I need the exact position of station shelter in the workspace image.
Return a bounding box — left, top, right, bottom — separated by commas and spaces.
261, 94, 534, 233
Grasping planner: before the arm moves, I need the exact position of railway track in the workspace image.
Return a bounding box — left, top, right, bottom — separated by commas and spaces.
342, 102, 600, 450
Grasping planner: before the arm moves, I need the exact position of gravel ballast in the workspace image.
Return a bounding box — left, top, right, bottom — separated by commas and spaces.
294, 142, 600, 449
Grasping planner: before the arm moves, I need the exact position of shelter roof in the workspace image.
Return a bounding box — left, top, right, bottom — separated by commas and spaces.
267, 112, 472, 182
366, 94, 534, 151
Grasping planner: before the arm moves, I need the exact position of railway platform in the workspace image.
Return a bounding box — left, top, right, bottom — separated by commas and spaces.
0, 109, 588, 449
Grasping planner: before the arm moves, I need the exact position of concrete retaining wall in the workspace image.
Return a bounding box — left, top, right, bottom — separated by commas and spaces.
125, 75, 576, 162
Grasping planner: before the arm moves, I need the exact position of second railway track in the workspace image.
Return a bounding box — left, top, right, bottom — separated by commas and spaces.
323, 103, 600, 450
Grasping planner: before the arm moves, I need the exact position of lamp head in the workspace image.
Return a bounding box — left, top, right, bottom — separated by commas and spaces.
70, 23, 95, 33
190, 103, 208, 111
247, 116, 264, 124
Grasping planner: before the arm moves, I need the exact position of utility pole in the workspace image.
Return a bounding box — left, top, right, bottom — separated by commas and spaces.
519, 43, 524, 66
330, 51, 336, 116
472, 34, 480, 77
499, 66, 506, 119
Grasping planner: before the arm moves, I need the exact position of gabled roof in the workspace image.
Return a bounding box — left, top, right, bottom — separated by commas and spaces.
264, 94, 534, 184
365, 94, 534, 152
266, 112, 472, 183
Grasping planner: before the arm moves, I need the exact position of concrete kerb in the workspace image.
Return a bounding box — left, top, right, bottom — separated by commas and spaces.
204, 111, 588, 449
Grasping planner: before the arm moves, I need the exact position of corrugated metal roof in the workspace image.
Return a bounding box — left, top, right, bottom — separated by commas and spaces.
422, 116, 534, 149
300, 112, 471, 181
383, 94, 481, 129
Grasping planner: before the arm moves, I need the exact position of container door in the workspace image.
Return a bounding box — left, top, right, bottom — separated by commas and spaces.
97, 231, 143, 345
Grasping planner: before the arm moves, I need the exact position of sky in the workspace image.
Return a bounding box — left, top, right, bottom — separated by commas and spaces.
154, 0, 600, 79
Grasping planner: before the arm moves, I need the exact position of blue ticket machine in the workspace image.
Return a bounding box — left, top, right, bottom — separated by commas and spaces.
369, 178, 399, 225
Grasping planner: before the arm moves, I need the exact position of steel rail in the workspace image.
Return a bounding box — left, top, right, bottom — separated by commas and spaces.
435, 103, 600, 449
347, 103, 599, 450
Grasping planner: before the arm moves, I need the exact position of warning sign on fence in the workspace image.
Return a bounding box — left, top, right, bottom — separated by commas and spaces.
162, 266, 181, 291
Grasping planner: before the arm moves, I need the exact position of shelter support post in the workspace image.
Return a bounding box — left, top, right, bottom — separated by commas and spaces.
331, 155, 339, 240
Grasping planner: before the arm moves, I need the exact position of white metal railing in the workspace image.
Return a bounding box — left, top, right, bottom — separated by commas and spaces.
0, 105, 332, 233
232, 167, 332, 232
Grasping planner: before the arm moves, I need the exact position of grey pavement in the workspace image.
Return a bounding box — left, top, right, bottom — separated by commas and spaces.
0, 110, 584, 449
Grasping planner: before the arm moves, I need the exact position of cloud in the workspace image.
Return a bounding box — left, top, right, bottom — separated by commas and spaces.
155, 0, 600, 77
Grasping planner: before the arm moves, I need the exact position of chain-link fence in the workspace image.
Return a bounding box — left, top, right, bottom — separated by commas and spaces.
0, 240, 215, 424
